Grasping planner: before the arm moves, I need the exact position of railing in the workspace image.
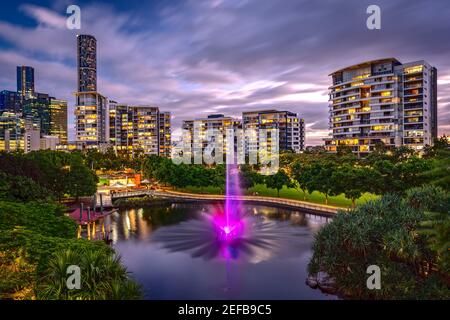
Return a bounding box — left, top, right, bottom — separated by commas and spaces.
153, 191, 342, 215
110, 190, 343, 215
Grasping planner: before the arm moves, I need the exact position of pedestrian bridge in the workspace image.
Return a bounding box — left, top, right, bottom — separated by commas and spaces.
110, 190, 342, 216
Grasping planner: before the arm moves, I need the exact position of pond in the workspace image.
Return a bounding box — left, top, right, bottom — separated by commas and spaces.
107, 201, 336, 300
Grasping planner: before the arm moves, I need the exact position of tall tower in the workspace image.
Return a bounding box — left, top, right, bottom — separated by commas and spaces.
75, 34, 107, 147
77, 35, 97, 92
17, 66, 35, 99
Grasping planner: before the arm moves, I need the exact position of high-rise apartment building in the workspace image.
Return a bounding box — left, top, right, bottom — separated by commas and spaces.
17, 66, 35, 99
109, 105, 171, 157
325, 58, 438, 154
49, 97, 68, 145
159, 111, 172, 157
182, 114, 242, 161
242, 110, 305, 153
75, 34, 108, 147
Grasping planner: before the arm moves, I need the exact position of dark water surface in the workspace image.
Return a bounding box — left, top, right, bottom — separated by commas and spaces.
108, 201, 336, 300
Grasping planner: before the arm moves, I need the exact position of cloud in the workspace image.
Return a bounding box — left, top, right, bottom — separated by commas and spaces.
0, 0, 449, 146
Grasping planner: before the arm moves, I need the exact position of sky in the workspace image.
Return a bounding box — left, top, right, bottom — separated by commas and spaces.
0, 0, 449, 145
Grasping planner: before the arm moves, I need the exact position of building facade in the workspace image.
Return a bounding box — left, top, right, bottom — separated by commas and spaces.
49, 97, 68, 145
0, 112, 24, 151
242, 110, 305, 154
0, 90, 21, 114
108, 105, 171, 157
23, 92, 51, 136
159, 111, 172, 157
17, 66, 35, 99
75, 34, 108, 147
182, 114, 242, 161
325, 58, 438, 154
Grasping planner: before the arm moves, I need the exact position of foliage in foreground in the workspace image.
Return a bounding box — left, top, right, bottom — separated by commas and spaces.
38, 249, 141, 300
0, 201, 141, 300
308, 185, 450, 299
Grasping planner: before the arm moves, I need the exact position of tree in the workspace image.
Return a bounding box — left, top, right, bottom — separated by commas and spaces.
65, 163, 98, 200
332, 164, 379, 207
265, 169, 291, 197
306, 161, 338, 205
291, 161, 312, 200
239, 165, 264, 190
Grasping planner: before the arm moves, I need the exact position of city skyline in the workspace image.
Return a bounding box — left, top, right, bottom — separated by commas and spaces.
0, 1, 449, 145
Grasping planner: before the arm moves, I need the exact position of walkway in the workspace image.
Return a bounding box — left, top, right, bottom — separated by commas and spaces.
111, 189, 343, 216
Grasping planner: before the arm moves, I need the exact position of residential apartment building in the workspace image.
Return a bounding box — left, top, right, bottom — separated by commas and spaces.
325, 58, 438, 154
181, 114, 242, 161
109, 105, 171, 157
242, 110, 305, 154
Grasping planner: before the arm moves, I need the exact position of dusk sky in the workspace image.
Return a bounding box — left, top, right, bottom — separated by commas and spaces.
0, 0, 449, 145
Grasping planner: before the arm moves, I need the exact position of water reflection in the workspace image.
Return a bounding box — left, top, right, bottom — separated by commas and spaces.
110, 202, 335, 299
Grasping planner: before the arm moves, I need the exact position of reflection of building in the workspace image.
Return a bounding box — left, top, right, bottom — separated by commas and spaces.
75, 34, 108, 148
326, 58, 438, 155
17, 66, 35, 99
0, 112, 24, 151
0, 90, 21, 113
49, 97, 68, 145
242, 110, 305, 153
108, 105, 171, 157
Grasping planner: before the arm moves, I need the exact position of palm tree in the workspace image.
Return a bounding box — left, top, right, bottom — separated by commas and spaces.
38, 248, 141, 300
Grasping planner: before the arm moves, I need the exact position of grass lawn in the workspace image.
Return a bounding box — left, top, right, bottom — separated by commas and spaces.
97, 177, 109, 186
178, 184, 379, 208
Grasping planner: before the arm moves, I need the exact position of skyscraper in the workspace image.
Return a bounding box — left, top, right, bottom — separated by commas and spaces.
75, 34, 108, 147
49, 97, 68, 145
0, 90, 21, 114
23, 92, 51, 136
77, 35, 97, 92
325, 58, 438, 155
17, 66, 35, 99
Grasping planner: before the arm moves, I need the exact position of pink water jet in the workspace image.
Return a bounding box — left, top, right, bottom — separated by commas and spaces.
212, 163, 245, 243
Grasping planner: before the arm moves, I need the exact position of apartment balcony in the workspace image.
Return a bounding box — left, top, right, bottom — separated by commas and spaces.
403, 77, 423, 83
403, 124, 424, 130
404, 103, 423, 110
404, 98, 423, 104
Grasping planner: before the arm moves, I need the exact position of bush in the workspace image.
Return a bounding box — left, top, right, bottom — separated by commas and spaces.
308, 188, 449, 299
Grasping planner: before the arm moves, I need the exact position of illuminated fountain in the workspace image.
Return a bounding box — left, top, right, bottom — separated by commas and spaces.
152, 163, 308, 262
